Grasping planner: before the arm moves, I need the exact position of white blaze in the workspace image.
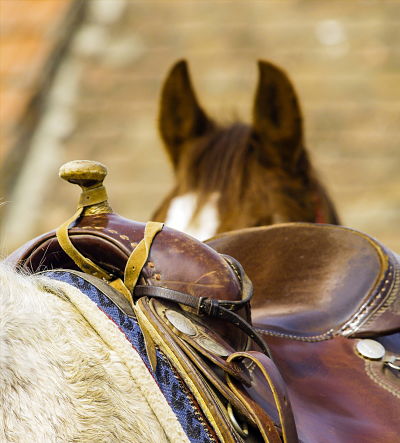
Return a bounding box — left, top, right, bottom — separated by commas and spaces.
165, 192, 220, 240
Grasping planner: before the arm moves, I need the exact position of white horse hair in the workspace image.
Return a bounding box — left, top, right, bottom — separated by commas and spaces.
0, 263, 185, 443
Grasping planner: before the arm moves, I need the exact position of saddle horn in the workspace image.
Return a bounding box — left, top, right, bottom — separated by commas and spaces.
59, 160, 112, 216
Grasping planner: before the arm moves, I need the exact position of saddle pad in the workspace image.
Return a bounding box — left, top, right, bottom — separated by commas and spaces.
41, 270, 219, 443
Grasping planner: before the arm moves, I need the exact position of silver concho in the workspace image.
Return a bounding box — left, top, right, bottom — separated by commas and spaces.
165, 310, 197, 336
196, 336, 230, 357
356, 339, 386, 360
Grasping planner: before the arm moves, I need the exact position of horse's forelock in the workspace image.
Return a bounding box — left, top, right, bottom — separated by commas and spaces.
176, 122, 252, 219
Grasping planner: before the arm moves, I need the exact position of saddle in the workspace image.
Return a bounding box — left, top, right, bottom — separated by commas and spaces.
207, 225, 400, 442
6, 160, 399, 442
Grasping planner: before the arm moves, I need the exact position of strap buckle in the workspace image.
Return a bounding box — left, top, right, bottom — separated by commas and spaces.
198, 297, 220, 316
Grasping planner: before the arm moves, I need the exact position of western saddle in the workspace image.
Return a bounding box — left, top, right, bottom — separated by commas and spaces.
6, 160, 399, 443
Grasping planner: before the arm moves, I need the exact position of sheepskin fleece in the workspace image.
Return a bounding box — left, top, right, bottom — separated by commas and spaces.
0, 264, 186, 443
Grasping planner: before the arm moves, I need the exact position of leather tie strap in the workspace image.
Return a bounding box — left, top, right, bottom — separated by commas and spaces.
124, 222, 164, 293
226, 351, 299, 443
56, 185, 112, 281
134, 285, 271, 357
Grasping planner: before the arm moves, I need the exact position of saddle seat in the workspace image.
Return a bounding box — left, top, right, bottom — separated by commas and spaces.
207, 223, 399, 340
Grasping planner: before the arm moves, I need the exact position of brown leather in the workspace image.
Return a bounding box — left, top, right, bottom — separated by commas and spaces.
206, 223, 400, 338
134, 284, 270, 356
226, 351, 298, 443
266, 335, 399, 443
135, 296, 246, 443
137, 296, 288, 443
5, 213, 250, 350
207, 223, 400, 443
7, 213, 240, 302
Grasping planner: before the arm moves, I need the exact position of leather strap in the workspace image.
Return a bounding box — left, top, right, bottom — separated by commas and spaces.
77, 185, 108, 208
55, 185, 112, 280
226, 351, 298, 443
134, 285, 271, 357
124, 222, 164, 292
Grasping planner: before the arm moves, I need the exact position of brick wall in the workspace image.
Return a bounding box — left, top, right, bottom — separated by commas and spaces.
1, 0, 399, 252
0, 0, 82, 194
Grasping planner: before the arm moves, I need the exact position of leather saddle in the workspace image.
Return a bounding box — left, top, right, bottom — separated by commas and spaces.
207, 225, 400, 442
6, 161, 399, 442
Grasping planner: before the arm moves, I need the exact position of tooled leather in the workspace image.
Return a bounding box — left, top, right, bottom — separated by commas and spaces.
255, 327, 335, 342
150, 299, 256, 425
7, 213, 242, 303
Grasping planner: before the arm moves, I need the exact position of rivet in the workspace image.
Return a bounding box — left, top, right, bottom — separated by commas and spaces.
356, 339, 385, 360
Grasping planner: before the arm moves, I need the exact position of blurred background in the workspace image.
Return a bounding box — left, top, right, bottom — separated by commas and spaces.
1, 0, 399, 254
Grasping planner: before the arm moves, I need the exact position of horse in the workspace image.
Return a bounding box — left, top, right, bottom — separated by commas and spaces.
0, 263, 176, 443
3, 160, 398, 443
152, 60, 339, 240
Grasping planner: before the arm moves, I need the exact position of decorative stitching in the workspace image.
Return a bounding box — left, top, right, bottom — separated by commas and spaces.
256, 327, 334, 342
364, 360, 400, 399
388, 257, 400, 314
340, 263, 395, 336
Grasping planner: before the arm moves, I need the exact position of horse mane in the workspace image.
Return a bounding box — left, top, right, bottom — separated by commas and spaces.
176, 122, 253, 219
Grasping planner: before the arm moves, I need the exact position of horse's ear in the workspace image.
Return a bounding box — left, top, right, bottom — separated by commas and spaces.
253, 60, 303, 166
159, 60, 212, 167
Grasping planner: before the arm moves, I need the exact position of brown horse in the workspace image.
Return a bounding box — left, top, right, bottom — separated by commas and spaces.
152, 60, 339, 239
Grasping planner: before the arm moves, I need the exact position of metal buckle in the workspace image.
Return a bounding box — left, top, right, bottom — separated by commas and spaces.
227, 403, 249, 438
385, 356, 400, 371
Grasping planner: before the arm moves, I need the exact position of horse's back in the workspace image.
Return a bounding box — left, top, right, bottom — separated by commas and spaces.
0, 265, 169, 443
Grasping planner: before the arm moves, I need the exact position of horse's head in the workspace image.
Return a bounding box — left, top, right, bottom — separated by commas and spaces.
153, 60, 339, 239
